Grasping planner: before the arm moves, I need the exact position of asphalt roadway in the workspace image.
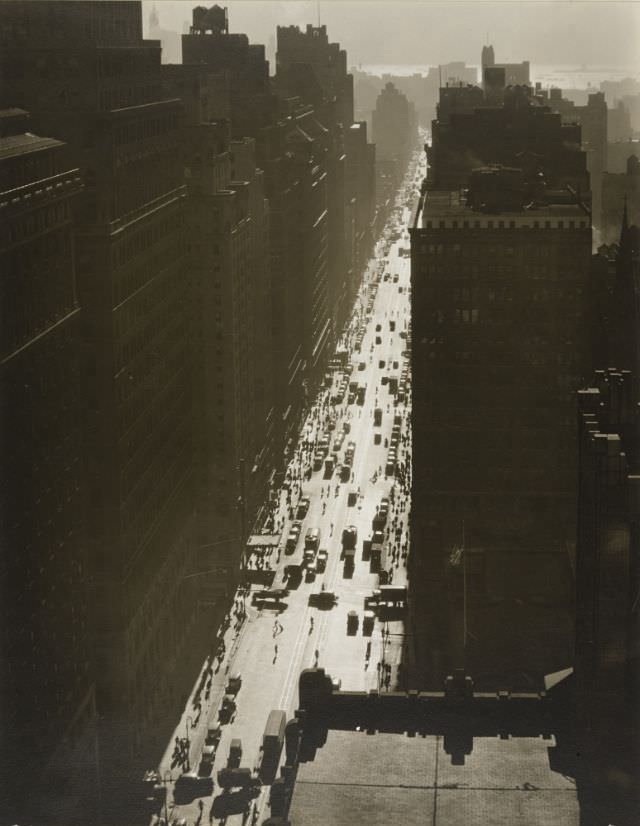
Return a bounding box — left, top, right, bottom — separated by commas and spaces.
154, 150, 427, 826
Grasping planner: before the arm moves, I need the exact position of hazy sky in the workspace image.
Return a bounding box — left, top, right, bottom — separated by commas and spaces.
143, 0, 640, 68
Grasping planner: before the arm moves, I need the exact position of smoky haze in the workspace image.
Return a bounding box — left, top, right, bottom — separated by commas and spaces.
143, 0, 640, 68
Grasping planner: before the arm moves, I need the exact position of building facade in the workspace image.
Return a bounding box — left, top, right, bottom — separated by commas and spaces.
0, 109, 97, 824
576, 369, 640, 818
411, 90, 593, 687
0, 3, 201, 816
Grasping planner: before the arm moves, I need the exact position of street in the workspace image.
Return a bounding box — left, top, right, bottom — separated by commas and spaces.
153, 147, 426, 826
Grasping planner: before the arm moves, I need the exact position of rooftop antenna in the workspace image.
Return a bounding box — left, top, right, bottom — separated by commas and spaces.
439, 64, 442, 88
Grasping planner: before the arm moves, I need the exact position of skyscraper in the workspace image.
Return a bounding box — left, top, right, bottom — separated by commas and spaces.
0, 108, 96, 823
411, 82, 592, 689
0, 2, 200, 813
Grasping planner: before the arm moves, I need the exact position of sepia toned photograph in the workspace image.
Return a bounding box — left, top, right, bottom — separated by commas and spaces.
0, 0, 639, 824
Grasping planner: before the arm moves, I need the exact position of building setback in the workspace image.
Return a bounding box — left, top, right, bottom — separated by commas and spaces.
411, 82, 593, 689
0, 109, 96, 823
0, 2, 201, 817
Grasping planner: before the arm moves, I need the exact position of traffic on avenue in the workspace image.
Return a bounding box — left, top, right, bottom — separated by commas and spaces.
148, 147, 427, 826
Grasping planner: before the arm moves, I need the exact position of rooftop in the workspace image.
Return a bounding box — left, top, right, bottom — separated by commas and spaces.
0, 132, 63, 161
289, 728, 578, 825
417, 189, 589, 229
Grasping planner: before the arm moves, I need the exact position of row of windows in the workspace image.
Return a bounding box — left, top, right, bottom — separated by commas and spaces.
113, 232, 186, 309
113, 111, 179, 147
2, 201, 69, 248
112, 151, 181, 218
1, 152, 58, 193
423, 218, 584, 230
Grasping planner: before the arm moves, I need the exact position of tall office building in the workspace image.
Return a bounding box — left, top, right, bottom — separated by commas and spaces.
372, 82, 418, 211
0, 3, 199, 814
182, 10, 337, 451
576, 369, 640, 817
411, 81, 592, 689
0, 109, 96, 824
276, 23, 354, 130
162, 63, 275, 583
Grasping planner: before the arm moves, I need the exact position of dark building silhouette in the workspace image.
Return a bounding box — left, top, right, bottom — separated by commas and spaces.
276, 23, 354, 132
546, 88, 608, 228
372, 81, 418, 212
481, 44, 530, 88
344, 120, 377, 299
0, 2, 200, 816
0, 109, 96, 823
161, 63, 275, 590
183, 15, 308, 465
275, 23, 351, 341
575, 369, 640, 822
601, 156, 640, 243
428, 83, 590, 197
411, 81, 593, 689
574, 212, 640, 821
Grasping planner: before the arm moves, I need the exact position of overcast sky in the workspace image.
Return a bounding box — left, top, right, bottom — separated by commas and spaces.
143, 0, 640, 68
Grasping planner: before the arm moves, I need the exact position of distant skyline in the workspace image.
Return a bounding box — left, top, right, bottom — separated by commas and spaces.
143, 0, 640, 69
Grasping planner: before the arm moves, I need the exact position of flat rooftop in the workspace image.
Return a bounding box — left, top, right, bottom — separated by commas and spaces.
289, 728, 578, 825
416, 190, 589, 230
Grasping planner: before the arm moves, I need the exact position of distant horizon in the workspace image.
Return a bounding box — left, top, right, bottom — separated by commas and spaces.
143, 0, 640, 68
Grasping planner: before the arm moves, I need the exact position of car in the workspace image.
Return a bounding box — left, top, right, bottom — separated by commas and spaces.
225, 673, 242, 695
316, 549, 328, 572
291, 520, 303, 534
285, 531, 299, 552
198, 745, 216, 776
205, 723, 222, 746
375, 336, 382, 345
296, 497, 310, 519
305, 561, 317, 581
378, 359, 385, 368
347, 610, 359, 634
376, 323, 382, 331
309, 590, 338, 607
358, 361, 366, 371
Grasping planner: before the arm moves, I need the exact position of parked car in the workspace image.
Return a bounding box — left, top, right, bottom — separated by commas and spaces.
225, 674, 242, 695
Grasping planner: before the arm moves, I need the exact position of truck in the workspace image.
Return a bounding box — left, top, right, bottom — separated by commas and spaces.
259, 709, 287, 782
376, 585, 408, 606
343, 547, 355, 574
216, 767, 258, 791
341, 526, 357, 551
374, 407, 382, 427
